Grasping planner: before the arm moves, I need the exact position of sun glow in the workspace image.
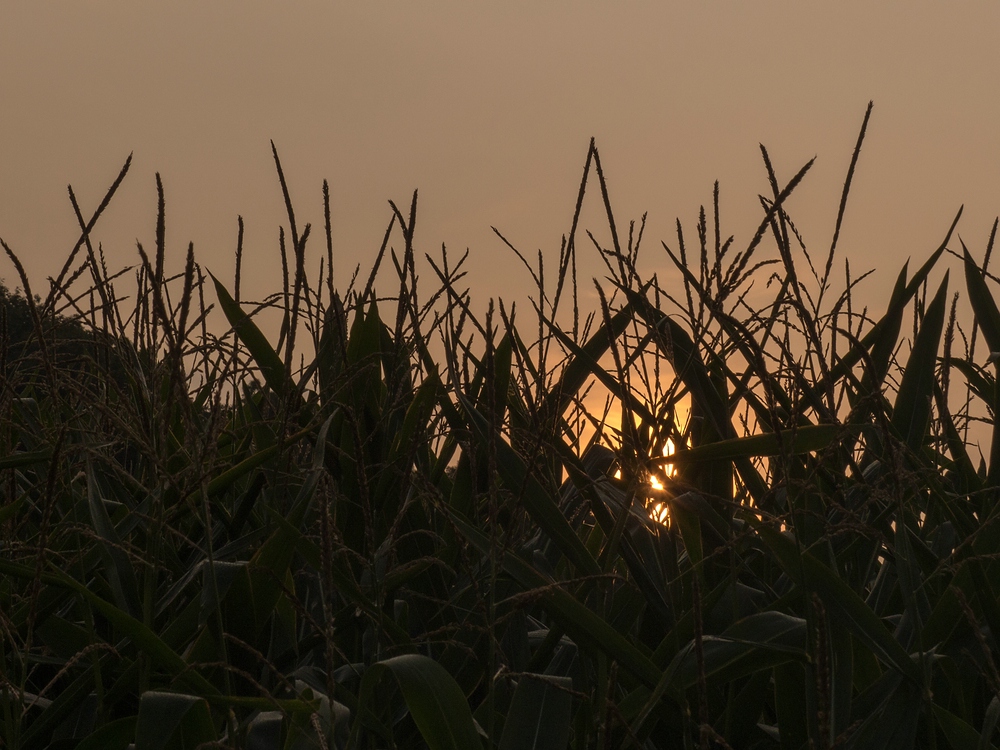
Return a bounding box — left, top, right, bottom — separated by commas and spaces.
609, 438, 685, 526
648, 499, 671, 525
660, 438, 679, 480
645, 438, 681, 526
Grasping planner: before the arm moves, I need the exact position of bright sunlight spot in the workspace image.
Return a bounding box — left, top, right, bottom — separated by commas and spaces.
645, 439, 680, 527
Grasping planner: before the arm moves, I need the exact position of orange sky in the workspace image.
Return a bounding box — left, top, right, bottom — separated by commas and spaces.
1, 2, 998, 322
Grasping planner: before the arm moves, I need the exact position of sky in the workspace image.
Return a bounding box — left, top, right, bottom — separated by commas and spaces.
1, 2, 998, 329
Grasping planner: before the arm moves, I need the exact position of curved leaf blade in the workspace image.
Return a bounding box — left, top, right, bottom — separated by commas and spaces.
210, 271, 286, 394
352, 654, 483, 750
498, 675, 573, 750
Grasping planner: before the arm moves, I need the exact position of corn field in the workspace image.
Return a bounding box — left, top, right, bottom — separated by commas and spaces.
4, 106, 1000, 749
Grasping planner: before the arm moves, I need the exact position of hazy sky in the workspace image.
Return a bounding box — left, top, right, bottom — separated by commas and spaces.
1, 2, 998, 323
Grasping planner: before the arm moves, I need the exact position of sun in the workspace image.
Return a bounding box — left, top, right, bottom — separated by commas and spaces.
645, 438, 680, 526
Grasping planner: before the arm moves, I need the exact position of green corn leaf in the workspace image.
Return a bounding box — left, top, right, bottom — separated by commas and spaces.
969, 559, 1000, 661
555, 441, 675, 630
490, 332, 514, 423
86, 460, 142, 618
317, 293, 348, 393
450, 510, 663, 691
454, 392, 602, 579
847, 675, 922, 750
670, 611, 807, 687
34, 615, 91, 660
893, 506, 931, 649
934, 702, 995, 750
0, 493, 26, 525
802, 207, 960, 412
206, 422, 314, 497
633, 612, 807, 738
891, 273, 948, 453
248, 414, 334, 631
774, 662, 809, 750
19, 657, 117, 749
950, 358, 996, 407
978, 695, 1000, 750
0, 557, 221, 698
198, 560, 251, 629
663, 423, 855, 466
135, 692, 216, 750
859, 262, 909, 396
933, 382, 982, 491
76, 716, 137, 750
210, 271, 286, 394
923, 564, 979, 647
388, 370, 441, 462
671, 502, 703, 568
346, 297, 382, 364
541, 314, 655, 424
830, 620, 855, 738
539, 291, 641, 424
350, 654, 483, 750
0, 447, 51, 471
964, 244, 1000, 355
498, 674, 573, 750
621, 285, 771, 502
625, 288, 730, 438
263, 507, 412, 644
749, 520, 920, 681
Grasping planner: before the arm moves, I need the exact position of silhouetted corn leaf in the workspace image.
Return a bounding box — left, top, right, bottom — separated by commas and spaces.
964, 245, 1000, 354
206, 423, 314, 497
389, 369, 441, 461
750, 522, 919, 681
847, 675, 922, 750
210, 271, 286, 394
633, 612, 807, 738
246, 414, 333, 631
450, 511, 664, 690
85, 459, 142, 618
663, 423, 853, 466
891, 273, 948, 453
454, 392, 602, 579
801, 207, 960, 411
539, 292, 642, 425
950, 358, 996, 408
541, 314, 655, 424
893, 506, 931, 651
934, 382, 982, 491
0, 557, 221, 697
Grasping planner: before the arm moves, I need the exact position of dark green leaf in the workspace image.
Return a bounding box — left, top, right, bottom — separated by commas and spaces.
498, 674, 573, 750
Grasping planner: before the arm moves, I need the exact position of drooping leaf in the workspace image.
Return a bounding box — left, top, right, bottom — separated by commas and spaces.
351, 654, 483, 750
